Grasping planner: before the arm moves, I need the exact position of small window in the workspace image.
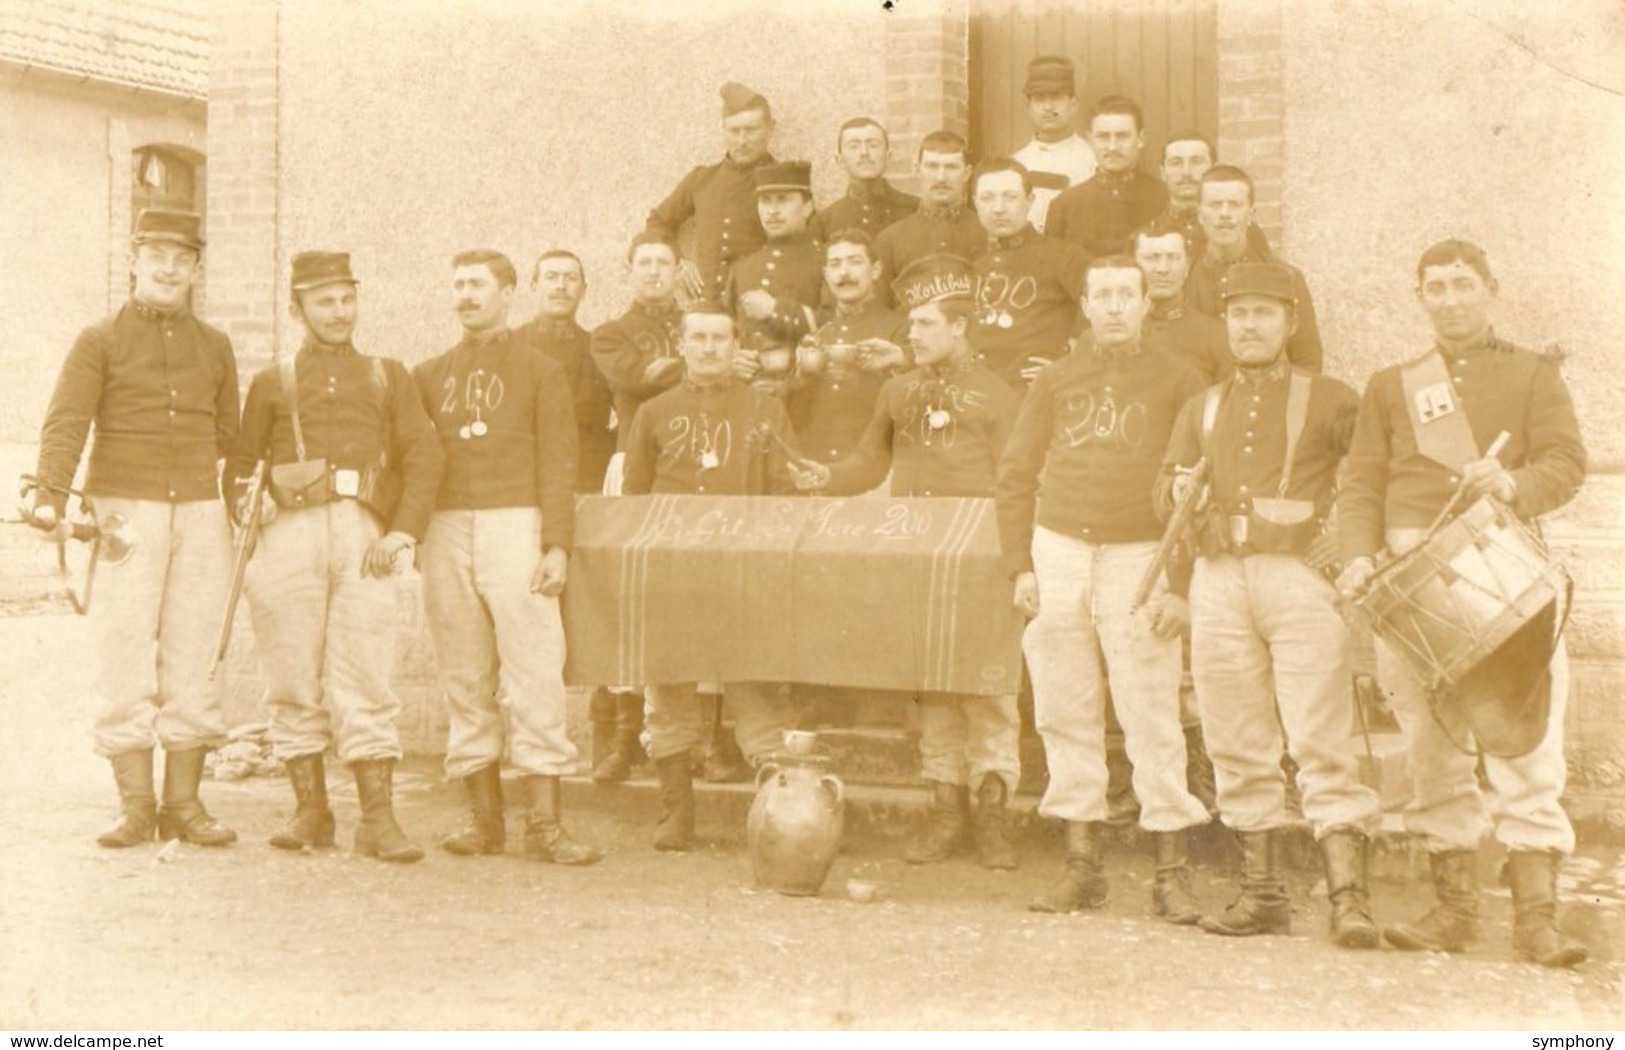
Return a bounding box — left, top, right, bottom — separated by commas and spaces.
131, 146, 198, 216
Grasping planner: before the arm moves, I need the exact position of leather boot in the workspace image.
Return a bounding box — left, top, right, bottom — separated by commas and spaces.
1029, 821, 1108, 913
592, 691, 648, 783
442, 763, 505, 856
1505, 851, 1587, 968
702, 696, 749, 783
903, 780, 971, 864
1320, 828, 1379, 949
157, 748, 237, 846
521, 775, 603, 865
97, 749, 157, 848
350, 758, 424, 863
1153, 829, 1202, 925
269, 752, 336, 850
972, 774, 1020, 870
1383, 849, 1478, 953
588, 687, 617, 772
1201, 830, 1290, 936
653, 752, 695, 852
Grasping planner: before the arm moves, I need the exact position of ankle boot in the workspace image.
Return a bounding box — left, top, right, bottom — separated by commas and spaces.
1505, 851, 1587, 968
97, 749, 157, 848
156, 748, 237, 846
593, 691, 648, 783
972, 774, 1020, 870
269, 752, 335, 850
1383, 849, 1478, 952
1153, 829, 1202, 925
903, 780, 972, 864
1320, 828, 1379, 949
443, 763, 505, 856
702, 698, 749, 784
1029, 820, 1108, 912
587, 687, 617, 772
1201, 830, 1290, 936
653, 752, 696, 852
350, 758, 424, 863
521, 775, 603, 865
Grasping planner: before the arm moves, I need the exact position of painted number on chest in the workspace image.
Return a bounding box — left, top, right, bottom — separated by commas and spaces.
440, 369, 507, 417
666, 415, 732, 469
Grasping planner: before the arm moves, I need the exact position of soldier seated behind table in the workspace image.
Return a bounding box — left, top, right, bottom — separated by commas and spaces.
621, 302, 801, 851
725, 159, 825, 390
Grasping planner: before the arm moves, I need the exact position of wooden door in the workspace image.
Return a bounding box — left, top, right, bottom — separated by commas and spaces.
970, 0, 1218, 165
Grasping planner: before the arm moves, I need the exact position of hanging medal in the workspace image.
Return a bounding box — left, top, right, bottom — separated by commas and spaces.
1094, 383, 1117, 440
460, 371, 488, 440
696, 413, 719, 471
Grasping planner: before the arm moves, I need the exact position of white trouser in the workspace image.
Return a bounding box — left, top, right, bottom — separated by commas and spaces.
917, 692, 1020, 793
421, 507, 578, 779
1190, 552, 1381, 837
645, 681, 798, 765
90, 496, 232, 756
245, 500, 403, 764
1023, 527, 1209, 830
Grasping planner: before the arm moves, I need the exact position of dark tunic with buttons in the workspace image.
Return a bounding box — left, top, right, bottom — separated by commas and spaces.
37, 300, 239, 504
1162, 361, 1358, 559
1184, 246, 1324, 373
874, 204, 988, 292
810, 178, 919, 243
522, 316, 616, 493
1336, 331, 1586, 562
996, 338, 1203, 577
621, 377, 797, 496
1142, 300, 1232, 385
411, 329, 578, 551
725, 233, 826, 351
1150, 204, 1273, 263
969, 225, 1088, 390
228, 341, 443, 540
825, 357, 1019, 499
1046, 168, 1170, 260
590, 300, 687, 453
646, 153, 777, 301
788, 299, 908, 464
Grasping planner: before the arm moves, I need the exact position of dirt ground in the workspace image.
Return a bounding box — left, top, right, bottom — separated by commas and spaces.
2, 613, 1622, 1031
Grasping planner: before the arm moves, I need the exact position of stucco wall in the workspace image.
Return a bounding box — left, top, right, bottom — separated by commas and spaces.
271, 0, 894, 363
0, 70, 205, 442
1279, 0, 1625, 469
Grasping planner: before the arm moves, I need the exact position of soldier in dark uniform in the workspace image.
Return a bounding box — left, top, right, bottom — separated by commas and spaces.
645, 82, 778, 302
1184, 165, 1323, 372
1046, 96, 1169, 259
788, 227, 908, 466
725, 161, 825, 381
874, 131, 987, 290
226, 251, 444, 862
968, 157, 1088, 390
521, 249, 616, 494
622, 303, 801, 851
793, 255, 1025, 870
31, 209, 240, 849
1134, 223, 1232, 384
809, 117, 918, 244
1152, 131, 1272, 263
1336, 240, 1588, 967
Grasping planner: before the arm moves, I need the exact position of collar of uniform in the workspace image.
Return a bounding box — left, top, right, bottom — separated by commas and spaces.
1094, 166, 1139, 187
1203, 240, 1258, 270
1091, 338, 1143, 362
129, 300, 186, 322
846, 177, 892, 203
530, 316, 579, 339
632, 297, 681, 320
1435, 327, 1496, 358
1149, 297, 1186, 322
929, 354, 978, 381
724, 152, 776, 172
1234, 359, 1289, 386
301, 338, 356, 357
989, 225, 1039, 252
765, 230, 816, 248
918, 201, 967, 222
833, 295, 880, 320
683, 375, 732, 395
460, 327, 512, 349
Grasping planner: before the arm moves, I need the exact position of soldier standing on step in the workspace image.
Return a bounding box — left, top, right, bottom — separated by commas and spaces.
412, 249, 602, 866
227, 251, 443, 862
31, 209, 240, 850
1159, 262, 1381, 945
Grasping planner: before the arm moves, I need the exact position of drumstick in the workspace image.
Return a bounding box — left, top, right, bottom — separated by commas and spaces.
1424, 430, 1512, 535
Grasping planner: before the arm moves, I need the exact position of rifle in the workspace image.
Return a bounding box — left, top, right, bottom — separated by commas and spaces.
212, 461, 267, 679
1132, 457, 1209, 612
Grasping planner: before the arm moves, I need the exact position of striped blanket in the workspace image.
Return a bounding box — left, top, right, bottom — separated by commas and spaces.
561, 494, 1023, 696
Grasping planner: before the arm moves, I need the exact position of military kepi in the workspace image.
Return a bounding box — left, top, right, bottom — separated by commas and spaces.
291, 251, 360, 291
892, 254, 974, 310
1024, 55, 1076, 97
132, 208, 205, 250
1221, 261, 1297, 306
720, 80, 769, 119
753, 161, 812, 195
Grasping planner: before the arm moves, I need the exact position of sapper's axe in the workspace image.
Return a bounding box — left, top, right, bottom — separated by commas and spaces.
5, 475, 136, 614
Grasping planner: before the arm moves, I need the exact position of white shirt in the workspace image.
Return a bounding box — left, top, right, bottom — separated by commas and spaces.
1012, 134, 1097, 234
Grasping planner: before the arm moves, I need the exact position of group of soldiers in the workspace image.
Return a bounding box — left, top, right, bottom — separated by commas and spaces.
28, 56, 1588, 969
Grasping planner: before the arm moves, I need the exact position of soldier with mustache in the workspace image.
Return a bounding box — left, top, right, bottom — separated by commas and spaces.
1046, 95, 1168, 260
1010, 55, 1096, 235
521, 249, 615, 494
809, 117, 918, 244
874, 131, 988, 290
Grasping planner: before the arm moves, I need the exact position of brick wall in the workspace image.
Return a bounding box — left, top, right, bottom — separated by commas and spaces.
1214, 0, 1284, 246
883, 0, 970, 189
206, 0, 278, 380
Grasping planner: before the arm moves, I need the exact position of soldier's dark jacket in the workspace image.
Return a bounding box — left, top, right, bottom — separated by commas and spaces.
1185, 247, 1324, 373
725, 233, 825, 351
622, 377, 797, 496
522, 316, 616, 494
874, 205, 988, 295
590, 300, 687, 453
969, 225, 1088, 390
1046, 168, 1169, 259
789, 299, 908, 464
810, 178, 919, 242
1143, 301, 1232, 385
646, 153, 777, 300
